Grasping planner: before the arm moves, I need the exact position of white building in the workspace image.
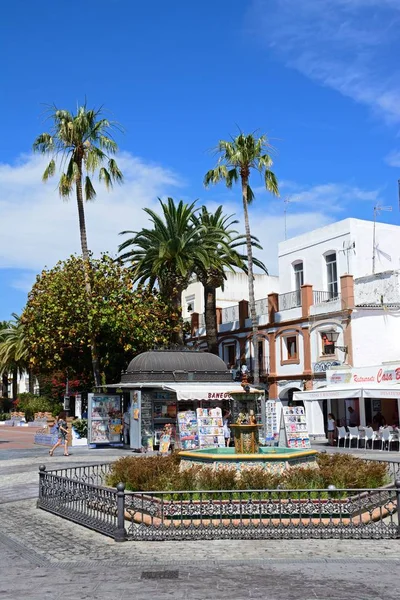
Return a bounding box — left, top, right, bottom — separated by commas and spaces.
185, 217, 400, 440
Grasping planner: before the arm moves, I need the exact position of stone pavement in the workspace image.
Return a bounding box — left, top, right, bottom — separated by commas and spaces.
1, 433, 400, 599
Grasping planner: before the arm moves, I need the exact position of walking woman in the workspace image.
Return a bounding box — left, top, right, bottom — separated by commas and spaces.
49, 412, 69, 456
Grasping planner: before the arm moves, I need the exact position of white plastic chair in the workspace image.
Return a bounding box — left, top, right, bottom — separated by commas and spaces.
380, 427, 399, 451
336, 426, 349, 447
364, 427, 380, 450
348, 426, 360, 448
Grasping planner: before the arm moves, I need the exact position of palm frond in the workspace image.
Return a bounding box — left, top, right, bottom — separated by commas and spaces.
84, 176, 97, 201
42, 159, 56, 182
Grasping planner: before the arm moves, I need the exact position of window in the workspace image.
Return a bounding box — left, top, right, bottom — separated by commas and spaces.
293, 262, 304, 291
286, 336, 298, 359
326, 252, 338, 299
258, 341, 264, 374
224, 343, 236, 367
321, 333, 335, 355
185, 294, 195, 314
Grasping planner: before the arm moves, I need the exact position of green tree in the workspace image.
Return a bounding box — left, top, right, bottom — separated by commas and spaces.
0, 314, 30, 400
0, 321, 9, 398
192, 206, 267, 356
22, 254, 174, 384
118, 198, 212, 345
33, 103, 123, 387
204, 132, 279, 383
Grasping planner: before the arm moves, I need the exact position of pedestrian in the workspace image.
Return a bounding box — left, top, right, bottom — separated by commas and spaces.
49, 412, 69, 456
347, 406, 358, 427
327, 413, 336, 446
223, 410, 231, 447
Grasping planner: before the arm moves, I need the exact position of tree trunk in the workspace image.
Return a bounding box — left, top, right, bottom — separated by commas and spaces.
12, 367, 18, 400
241, 177, 259, 385
75, 160, 101, 387
204, 283, 219, 355
2, 372, 8, 398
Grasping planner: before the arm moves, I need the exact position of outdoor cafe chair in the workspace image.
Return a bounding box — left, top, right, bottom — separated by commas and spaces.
348, 426, 361, 448
336, 426, 349, 447
364, 427, 380, 450
380, 427, 399, 451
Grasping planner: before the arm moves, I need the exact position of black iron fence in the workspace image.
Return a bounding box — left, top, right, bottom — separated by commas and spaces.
278, 291, 301, 311
38, 462, 400, 542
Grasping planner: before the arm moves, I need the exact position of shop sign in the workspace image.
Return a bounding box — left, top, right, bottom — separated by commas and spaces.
327, 363, 400, 386
207, 392, 233, 399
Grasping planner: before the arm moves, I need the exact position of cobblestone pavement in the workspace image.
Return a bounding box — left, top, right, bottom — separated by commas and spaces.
1, 438, 400, 598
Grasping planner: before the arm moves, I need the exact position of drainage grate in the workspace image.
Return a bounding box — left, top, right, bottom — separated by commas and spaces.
141, 570, 179, 580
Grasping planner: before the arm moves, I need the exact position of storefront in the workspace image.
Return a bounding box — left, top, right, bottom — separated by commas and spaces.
108, 350, 265, 451
293, 363, 400, 435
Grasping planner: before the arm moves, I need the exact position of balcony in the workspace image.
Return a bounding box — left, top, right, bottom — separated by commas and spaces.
310, 291, 342, 316
221, 304, 239, 324
278, 291, 301, 311
255, 297, 268, 316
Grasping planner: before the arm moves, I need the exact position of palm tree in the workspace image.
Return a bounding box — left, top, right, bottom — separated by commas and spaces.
204, 132, 279, 384
192, 206, 267, 356
0, 314, 30, 400
118, 198, 212, 345
33, 103, 123, 387
0, 321, 9, 398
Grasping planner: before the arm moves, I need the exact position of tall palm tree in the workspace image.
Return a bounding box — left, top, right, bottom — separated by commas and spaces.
204, 132, 279, 384
33, 103, 123, 386
192, 206, 267, 356
0, 314, 30, 400
118, 198, 212, 345
0, 321, 9, 398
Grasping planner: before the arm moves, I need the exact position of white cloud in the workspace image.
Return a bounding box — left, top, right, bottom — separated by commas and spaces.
0, 153, 380, 285
203, 181, 379, 274
248, 0, 400, 123
385, 150, 400, 168
0, 152, 183, 272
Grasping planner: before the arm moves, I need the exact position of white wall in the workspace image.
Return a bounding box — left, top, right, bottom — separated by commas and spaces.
278, 218, 400, 296
351, 308, 400, 367
354, 270, 400, 305
182, 272, 279, 319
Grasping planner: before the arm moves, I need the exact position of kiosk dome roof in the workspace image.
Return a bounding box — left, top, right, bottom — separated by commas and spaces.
121, 350, 232, 383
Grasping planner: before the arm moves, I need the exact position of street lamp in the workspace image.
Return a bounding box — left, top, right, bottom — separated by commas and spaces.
324, 330, 348, 354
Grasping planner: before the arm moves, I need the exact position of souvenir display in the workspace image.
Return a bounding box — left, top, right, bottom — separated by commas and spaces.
280, 406, 311, 449
177, 410, 199, 449
88, 394, 123, 446
196, 407, 224, 448
265, 400, 279, 446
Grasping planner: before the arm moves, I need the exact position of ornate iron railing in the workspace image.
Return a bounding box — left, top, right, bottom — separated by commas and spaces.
37, 463, 400, 542
221, 304, 239, 323
255, 298, 268, 316
278, 291, 301, 311
313, 290, 340, 304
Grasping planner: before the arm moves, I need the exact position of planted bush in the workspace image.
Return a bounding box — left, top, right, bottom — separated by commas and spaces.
106, 452, 389, 493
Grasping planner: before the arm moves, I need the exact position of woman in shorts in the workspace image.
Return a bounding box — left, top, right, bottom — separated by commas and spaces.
49, 412, 69, 456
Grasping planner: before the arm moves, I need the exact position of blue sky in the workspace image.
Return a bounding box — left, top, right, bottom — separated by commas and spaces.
1, 0, 400, 320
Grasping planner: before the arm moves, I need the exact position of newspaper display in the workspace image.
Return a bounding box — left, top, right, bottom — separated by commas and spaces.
177, 410, 199, 450
265, 399, 279, 446
281, 406, 311, 449
196, 407, 225, 448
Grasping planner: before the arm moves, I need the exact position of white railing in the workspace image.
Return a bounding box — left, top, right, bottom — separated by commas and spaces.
221, 304, 239, 324
255, 298, 268, 316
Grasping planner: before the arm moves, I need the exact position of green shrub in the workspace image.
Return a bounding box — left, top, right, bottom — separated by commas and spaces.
72, 419, 87, 438
238, 467, 280, 490
105, 452, 389, 493
0, 413, 11, 421
196, 466, 237, 491
316, 453, 388, 488
0, 398, 13, 413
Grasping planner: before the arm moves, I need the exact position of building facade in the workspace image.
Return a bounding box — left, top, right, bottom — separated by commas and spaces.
184, 218, 400, 438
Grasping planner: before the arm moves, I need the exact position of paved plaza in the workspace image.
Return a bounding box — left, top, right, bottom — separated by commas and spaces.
0, 427, 400, 599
